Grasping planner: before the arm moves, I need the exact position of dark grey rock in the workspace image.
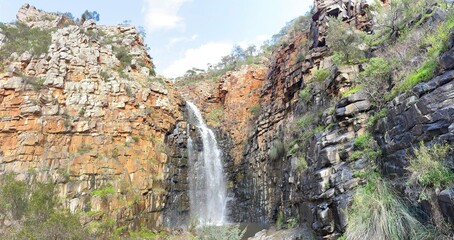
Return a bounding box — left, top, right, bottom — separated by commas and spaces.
438, 186, 454, 225
439, 48, 454, 71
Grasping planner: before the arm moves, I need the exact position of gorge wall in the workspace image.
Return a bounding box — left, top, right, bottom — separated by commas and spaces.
180, 0, 454, 239
1, 1, 454, 239
0, 4, 186, 232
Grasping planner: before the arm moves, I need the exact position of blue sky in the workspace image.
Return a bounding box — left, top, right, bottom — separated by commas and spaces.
0, 0, 312, 78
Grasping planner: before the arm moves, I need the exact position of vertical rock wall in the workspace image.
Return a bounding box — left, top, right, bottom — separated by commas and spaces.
0, 4, 185, 230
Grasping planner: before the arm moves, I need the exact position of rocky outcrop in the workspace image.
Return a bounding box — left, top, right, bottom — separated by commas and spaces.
0, 5, 183, 231
376, 71, 454, 176
373, 68, 454, 227
17, 4, 74, 29
310, 0, 372, 48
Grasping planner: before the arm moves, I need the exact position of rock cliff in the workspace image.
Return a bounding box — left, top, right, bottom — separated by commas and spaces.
1, 1, 454, 239
0, 4, 184, 232
180, 0, 454, 239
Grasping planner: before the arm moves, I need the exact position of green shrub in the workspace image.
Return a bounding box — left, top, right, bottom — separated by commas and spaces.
352, 169, 368, 178
114, 46, 132, 68
312, 68, 330, 82
207, 107, 223, 126
350, 151, 363, 161
0, 177, 89, 239
341, 85, 363, 98
129, 227, 167, 239
100, 71, 110, 80
346, 173, 438, 240
385, 10, 454, 101
269, 140, 285, 161
0, 23, 52, 60
87, 216, 118, 239
288, 141, 299, 155
363, 148, 382, 161
425, 11, 454, 58
297, 53, 305, 62
91, 185, 116, 197
388, 59, 437, 100
0, 173, 28, 220
83, 29, 104, 39
26, 182, 57, 222
371, 0, 440, 41
149, 68, 156, 76
296, 156, 308, 172
326, 17, 364, 64
17, 210, 89, 240
299, 88, 311, 102
354, 132, 373, 150
408, 142, 453, 188
22, 74, 46, 90
351, 132, 382, 162
125, 85, 133, 96
196, 224, 246, 240
287, 218, 298, 228
296, 114, 314, 129
359, 57, 393, 107
117, 69, 130, 80
276, 211, 285, 230
112, 148, 119, 158
367, 108, 388, 127
78, 144, 93, 154
249, 104, 261, 117
85, 210, 101, 216
79, 108, 86, 116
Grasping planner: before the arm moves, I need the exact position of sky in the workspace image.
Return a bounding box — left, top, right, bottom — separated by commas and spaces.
0, 0, 312, 78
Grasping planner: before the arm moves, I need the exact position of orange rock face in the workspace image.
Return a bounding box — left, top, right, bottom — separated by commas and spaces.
215, 66, 267, 164
0, 7, 183, 230
178, 65, 267, 164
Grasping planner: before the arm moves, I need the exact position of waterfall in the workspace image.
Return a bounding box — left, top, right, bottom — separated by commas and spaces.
186, 101, 227, 226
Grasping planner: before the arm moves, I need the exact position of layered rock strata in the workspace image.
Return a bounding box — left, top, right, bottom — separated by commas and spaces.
0, 4, 184, 230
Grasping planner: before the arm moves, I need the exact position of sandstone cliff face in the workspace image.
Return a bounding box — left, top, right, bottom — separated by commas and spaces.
0, 4, 184, 230
178, 65, 267, 165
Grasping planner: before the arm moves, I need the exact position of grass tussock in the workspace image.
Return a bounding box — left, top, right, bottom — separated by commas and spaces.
312, 68, 330, 82
346, 173, 441, 240
269, 140, 285, 161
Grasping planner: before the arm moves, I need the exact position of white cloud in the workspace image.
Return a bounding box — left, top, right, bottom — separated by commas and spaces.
142, 0, 191, 34
166, 34, 198, 48
161, 34, 273, 78
162, 42, 233, 78
238, 34, 270, 49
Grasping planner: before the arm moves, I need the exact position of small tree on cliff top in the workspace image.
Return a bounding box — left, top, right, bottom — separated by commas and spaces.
81, 10, 100, 23
326, 17, 365, 64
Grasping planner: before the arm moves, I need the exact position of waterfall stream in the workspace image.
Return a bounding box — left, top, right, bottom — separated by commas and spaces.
186, 101, 227, 226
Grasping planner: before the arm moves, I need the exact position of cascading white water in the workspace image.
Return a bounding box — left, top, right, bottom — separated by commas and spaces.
186, 101, 227, 226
